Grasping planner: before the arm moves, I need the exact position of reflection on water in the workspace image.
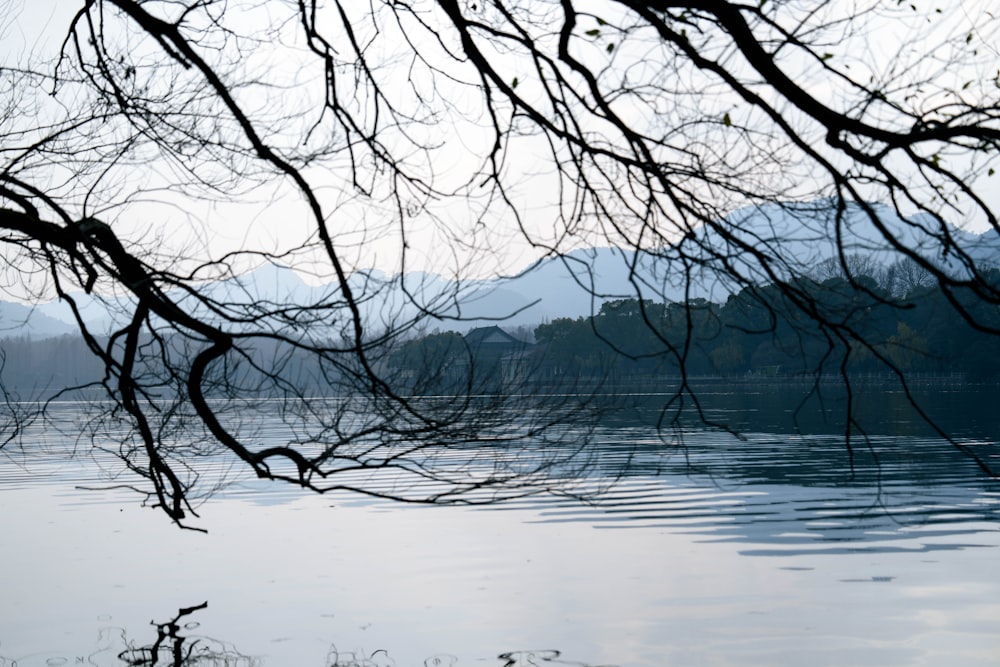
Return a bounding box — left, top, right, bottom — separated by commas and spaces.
0, 600, 609, 667
106, 604, 594, 667
0, 601, 602, 667
0, 609, 253, 667
502, 428, 1000, 558
0, 392, 998, 666
114, 602, 260, 667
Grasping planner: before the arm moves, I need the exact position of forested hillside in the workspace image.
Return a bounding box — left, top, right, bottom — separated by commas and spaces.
5, 257, 998, 398
395, 261, 1000, 390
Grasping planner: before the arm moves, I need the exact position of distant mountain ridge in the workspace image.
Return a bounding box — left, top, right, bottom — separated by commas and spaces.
436, 200, 1000, 329
4, 201, 998, 338
0, 301, 77, 339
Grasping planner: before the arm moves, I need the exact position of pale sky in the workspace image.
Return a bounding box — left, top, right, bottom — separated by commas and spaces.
1, 0, 998, 296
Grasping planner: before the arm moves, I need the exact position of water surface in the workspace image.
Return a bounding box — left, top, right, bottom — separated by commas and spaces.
1, 394, 998, 666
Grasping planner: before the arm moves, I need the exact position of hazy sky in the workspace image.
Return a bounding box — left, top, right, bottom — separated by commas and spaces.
2, 1, 998, 291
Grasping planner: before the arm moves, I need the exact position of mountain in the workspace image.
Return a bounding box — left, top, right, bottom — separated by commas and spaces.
0, 301, 77, 339
441, 201, 1000, 328
4, 200, 999, 338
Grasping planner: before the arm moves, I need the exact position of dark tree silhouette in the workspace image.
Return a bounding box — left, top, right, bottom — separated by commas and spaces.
1, 1, 998, 526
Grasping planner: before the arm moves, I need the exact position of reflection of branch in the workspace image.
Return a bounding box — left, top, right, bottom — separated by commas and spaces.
324, 647, 608, 666
499, 649, 610, 667
325, 645, 399, 667
117, 601, 258, 667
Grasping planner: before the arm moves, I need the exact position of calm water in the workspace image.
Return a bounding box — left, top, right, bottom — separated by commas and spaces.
1, 391, 999, 666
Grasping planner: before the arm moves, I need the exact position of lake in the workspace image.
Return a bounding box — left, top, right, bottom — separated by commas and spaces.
1, 388, 998, 666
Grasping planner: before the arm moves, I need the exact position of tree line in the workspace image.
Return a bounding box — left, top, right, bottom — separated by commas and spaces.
4, 253, 997, 401
391, 256, 1000, 390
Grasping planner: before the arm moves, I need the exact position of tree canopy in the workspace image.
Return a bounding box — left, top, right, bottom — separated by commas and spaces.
1, 1, 998, 526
